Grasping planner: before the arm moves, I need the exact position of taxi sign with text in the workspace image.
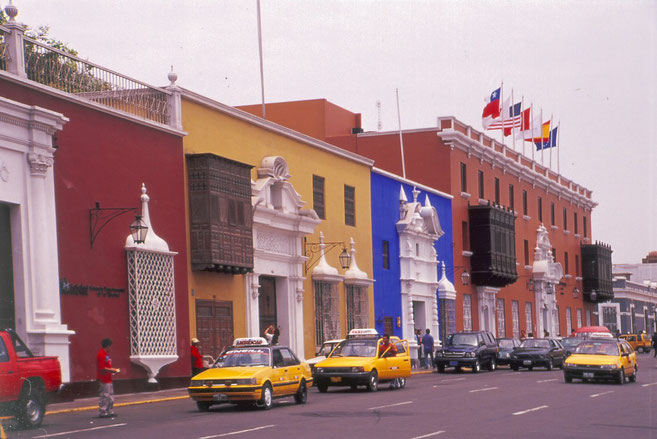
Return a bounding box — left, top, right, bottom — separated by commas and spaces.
348, 328, 380, 339
233, 337, 269, 346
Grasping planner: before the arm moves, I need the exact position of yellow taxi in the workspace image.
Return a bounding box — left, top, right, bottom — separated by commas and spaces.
188, 337, 312, 411
619, 333, 652, 353
313, 329, 412, 392
563, 338, 637, 384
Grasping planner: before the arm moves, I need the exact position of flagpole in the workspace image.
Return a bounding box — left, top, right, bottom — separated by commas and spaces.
521, 95, 525, 157
530, 103, 535, 161
549, 114, 554, 170
540, 108, 544, 166
499, 81, 505, 144
511, 89, 516, 151
396, 88, 407, 179
557, 121, 561, 174
256, 0, 266, 119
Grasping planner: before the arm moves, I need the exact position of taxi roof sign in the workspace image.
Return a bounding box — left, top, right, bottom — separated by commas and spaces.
348, 328, 380, 339
233, 337, 269, 347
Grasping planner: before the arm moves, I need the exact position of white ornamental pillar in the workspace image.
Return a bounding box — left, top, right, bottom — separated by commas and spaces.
245, 272, 261, 338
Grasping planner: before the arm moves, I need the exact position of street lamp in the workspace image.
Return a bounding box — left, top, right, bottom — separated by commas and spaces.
129, 215, 149, 244
338, 247, 351, 270
460, 270, 471, 285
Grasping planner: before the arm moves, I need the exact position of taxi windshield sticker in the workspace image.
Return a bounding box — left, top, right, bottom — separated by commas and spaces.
217, 348, 270, 368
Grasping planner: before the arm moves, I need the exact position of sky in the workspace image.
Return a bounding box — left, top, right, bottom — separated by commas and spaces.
12, 0, 657, 264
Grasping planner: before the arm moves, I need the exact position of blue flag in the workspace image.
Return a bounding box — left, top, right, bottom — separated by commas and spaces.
535, 127, 558, 151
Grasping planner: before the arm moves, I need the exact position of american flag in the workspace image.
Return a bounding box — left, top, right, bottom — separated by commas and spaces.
487, 101, 522, 130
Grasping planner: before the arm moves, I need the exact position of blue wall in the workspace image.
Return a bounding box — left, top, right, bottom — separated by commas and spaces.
370, 171, 454, 338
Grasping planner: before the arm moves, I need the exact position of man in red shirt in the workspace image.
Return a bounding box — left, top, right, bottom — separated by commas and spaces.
190, 338, 204, 376
97, 338, 119, 418
378, 334, 398, 358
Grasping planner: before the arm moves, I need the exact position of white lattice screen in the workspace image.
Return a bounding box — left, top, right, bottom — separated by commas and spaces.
127, 250, 177, 356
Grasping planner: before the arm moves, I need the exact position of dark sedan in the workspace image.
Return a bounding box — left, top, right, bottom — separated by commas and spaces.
561, 337, 583, 358
510, 338, 565, 371
496, 338, 521, 366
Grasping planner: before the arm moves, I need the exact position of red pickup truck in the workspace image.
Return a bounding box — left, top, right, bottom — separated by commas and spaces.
0, 329, 62, 428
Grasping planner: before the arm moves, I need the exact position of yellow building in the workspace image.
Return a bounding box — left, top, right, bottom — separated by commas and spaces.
180, 89, 374, 359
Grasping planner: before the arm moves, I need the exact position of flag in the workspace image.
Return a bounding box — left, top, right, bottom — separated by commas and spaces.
516, 116, 547, 142
482, 88, 501, 128
535, 126, 558, 150
487, 100, 522, 131
504, 107, 529, 136
533, 123, 554, 150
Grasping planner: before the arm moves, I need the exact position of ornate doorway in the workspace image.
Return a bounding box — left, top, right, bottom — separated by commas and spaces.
195, 300, 234, 359
0, 204, 14, 330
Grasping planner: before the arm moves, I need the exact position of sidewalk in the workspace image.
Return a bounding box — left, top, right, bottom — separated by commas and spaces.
43, 368, 435, 416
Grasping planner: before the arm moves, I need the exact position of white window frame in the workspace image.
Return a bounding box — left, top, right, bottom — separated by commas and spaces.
496, 298, 506, 338
576, 309, 582, 329
525, 302, 533, 336
512, 300, 520, 339
566, 307, 572, 335
463, 294, 473, 331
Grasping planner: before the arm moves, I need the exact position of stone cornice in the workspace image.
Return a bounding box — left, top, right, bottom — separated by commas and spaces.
437, 124, 597, 211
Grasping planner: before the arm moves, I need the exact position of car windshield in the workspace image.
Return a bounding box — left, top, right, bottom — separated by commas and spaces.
574, 342, 619, 356
214, 348, 270, 367
447, 334, 478, 347
520, 339, 550, 349
498, 339, 515, 349
318, 343, 337, 357
330, 339, 377, 357
561, 338, 581, 348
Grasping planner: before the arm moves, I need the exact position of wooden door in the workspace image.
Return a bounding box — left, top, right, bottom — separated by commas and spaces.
259, 276, 277, 338
196, 300, 234, 359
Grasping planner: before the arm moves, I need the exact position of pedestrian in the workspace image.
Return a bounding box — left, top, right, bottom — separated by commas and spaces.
264, 324, 275, 344
422, 329, 435, 369
272, 326, 280, 345
415, 329, 423, 368
520, 329, 526, 341
543, 330, 549, 337
378, 334, 400, 389
97, 338, 119, 418
652, 332, 657, 358
190, 338, 205, 376
615, 329, 621, 339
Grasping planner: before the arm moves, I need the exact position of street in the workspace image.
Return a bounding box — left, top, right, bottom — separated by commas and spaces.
5, 355, 657, 439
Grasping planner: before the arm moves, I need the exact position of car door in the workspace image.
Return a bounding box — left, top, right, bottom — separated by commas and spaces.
620, 342, 636, 375
393, 340, 411, 377
271, 349, 289, 396
0, 336, 20, 403
280, 348, 303, 394
549, 339, 564, 365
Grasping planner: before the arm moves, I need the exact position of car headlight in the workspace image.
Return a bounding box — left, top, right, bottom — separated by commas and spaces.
350, 367, 364, 373
436, 351, 444, 357
564, 363, 574, 368
235, 378, 257, 385
316, 368, 324, 373
600, 364, 619, 369
465, 352, 474, 358
500, 353, 509, 358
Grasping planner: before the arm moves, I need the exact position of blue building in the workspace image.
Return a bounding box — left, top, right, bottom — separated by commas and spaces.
370, 169, 454, 357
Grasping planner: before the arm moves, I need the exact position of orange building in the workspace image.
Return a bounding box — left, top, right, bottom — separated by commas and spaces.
238, 99, 610, 339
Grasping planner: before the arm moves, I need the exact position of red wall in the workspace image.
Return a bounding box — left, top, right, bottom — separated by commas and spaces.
0, 79, 190, 382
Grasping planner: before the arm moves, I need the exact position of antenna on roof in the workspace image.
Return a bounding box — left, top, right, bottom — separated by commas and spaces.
376, 100, 382, 131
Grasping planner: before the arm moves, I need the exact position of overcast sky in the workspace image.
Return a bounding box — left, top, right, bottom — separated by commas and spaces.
13, 0, 656, 264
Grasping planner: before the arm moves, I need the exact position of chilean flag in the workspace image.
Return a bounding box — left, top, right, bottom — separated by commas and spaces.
482, 88, 501, 128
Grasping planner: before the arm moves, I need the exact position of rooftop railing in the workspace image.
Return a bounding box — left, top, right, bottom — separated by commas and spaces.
0, 25, 10, 71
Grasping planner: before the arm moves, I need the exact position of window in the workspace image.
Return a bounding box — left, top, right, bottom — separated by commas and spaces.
583, 216, 588, 238
574, 212, 578, 234
382, 240, 390, 270
538, 197, 543, 222
346, 285, 369, 332
508, 185, 514, 210
344, 185, 355, 226
522, 190, 528, 215
415, 243, 420, 257
525, 302, 533, 335
280, 348, 300, 366
512, 301, 520, 339
478, 170, 484, 199
313, 175, 325, 219
556, 305, 561, 336
576, 309, 582, 329
494, 178, 500, 204
0, 338, 8, 363
314, 281, 339, 345
552, 248, 557, 262
564, 252, 569, 274
497, 298, 506, 338
523, 240, 529, 266
460, 162, 467, 193
586, 310, 591, 326
566, 308, 572, 335
463, 295, 473, 331
462, 221, 469, 251
575, 254, 580, 277
550, 203, 555, 226
563, 208, 568, 231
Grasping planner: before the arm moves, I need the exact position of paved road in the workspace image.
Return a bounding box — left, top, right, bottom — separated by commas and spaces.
5, 355, 657, 439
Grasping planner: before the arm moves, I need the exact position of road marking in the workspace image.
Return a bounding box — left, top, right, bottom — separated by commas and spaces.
439, 378, 466, 382
410, 431, 445, 439
369, 401, 414, 410
469, 387, 499, 393
46, 395, 190, 415
642, 382, 657, 387
199, 425, 275, 438
33, 423, 126, 438
590, 391, 614, 398
512, 405, 549, 416
536, 379, 558, 383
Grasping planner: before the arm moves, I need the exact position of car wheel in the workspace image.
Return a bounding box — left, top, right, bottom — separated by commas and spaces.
617, 369, 625, 385
488, 358, 496, 372
437, 365, 445, 373
455, 366, 462, 373
564, 374, 572, 383
628, 367, 637, 383
367, 370, 379, 392
528, 366, 533, 371
317, 381, 328, 393
294, 381, 307, 404
196, 401, 211, 412
350, 384, 358, 391
16, 383, 45, 428
259, 383, 273, 410
472, 360, 480, 373
398, 377, 406, 389
511, 364, 519, 372
546, 359, 553, 371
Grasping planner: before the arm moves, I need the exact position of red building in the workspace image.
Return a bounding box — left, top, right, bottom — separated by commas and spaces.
0, 17, 189, 391
238, 99, 609, 338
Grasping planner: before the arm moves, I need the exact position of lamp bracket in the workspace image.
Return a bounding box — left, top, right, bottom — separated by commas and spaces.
303, 240, 347, 275
89, 202, 137, 248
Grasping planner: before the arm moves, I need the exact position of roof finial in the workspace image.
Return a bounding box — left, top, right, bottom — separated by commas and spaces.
412, 186, 420, 203
5, 0, 18, 21
168, 65, 178, 86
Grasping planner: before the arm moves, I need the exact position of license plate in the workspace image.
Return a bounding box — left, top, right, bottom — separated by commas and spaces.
523, 360, 532, 366
212, 394, 228, 402
583, 372, 594, 379
330, 377, 342, 383
449, 361, 458, 366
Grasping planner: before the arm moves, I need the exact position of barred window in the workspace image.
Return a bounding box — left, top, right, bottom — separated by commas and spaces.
512, 300, 520, 339
314, 281, 340, 346
576, 309, 582, 330
522, 190, 528, 216
508, 184, 515, 210
346, 285, 369, 332
586, 310, 591, 326
538, 197, 543, 222
313, 175, 325, 219
463, 294, 473, 331
478, 170, 485, 199
460, 162, 467, 193
496, 298, 506, 338
525, 302, 533, 335
344, 185, 355, 226
566, 307, 572, 335
495, 178, 500, 204
382, 240, 390, 270
563, 207, 568, 231
551, 203, 555, 226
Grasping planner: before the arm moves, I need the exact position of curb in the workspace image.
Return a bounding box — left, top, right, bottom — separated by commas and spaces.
46, 395, 190, 416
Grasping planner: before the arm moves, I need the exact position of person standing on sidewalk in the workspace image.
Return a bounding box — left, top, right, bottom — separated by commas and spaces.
97, 338, 120, 418
422, 329, 435, 369
415, 329, 424, 368
190, 338, 205, 376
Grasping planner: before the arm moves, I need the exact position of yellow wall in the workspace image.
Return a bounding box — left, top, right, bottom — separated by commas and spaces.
182, 98, 373, 356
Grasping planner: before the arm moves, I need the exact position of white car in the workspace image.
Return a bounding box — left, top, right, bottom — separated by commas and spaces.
306, 339, 345, 375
